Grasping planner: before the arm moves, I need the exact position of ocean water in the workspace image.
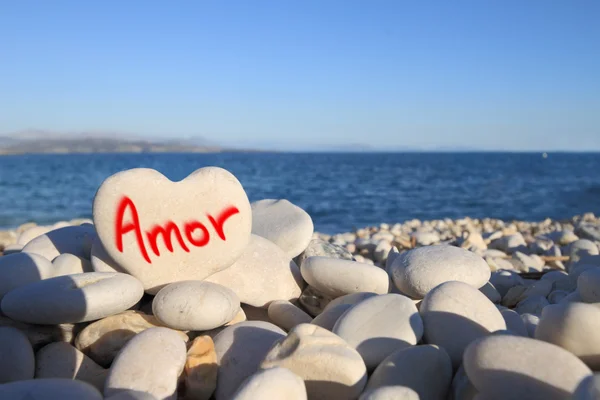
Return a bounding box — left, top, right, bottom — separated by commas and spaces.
0, 152, 599, 234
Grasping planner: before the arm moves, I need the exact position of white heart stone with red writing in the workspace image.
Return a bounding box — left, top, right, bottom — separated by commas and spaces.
93, 166, 252, 294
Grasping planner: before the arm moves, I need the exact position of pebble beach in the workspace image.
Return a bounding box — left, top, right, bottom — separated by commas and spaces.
0, 165, 599, 400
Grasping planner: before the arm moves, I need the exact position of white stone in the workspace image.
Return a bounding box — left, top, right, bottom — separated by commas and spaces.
22, 224, 97, 261
450, 363, 479, 400
536, 302, 600, 370
311, 304, 352, 331
548, 290, 570, 304
1, 272, 144, 324
0, 326, 34, 383
390, 245, 490, 299
35, 342, 107, 391
231, 367, 307, 400
301, 257, 389, 298
105, 391, 158, 400
333, 294, 423, 370
463, 334, 592, 400
214, 321, 286, 400
559, 290, 584, 305
104, 327, 187, 400
479, 282, 501, 303
205, 234, 303, 308
53, 253, 93, 274
0, 253, 57, 300
419, 281, 506, 368
359, 386, 420, 400
90, 237, 126, 273
268, 300, 312, 331
514, 295, 550, 316
578, 268, 600, 303
251, 199, 314, 258
0, 379, 103, 399
153, 281, 240, 331
93, 167, 252, 294
521, 313, 540, 338
365, 345, 452, 399
499, 308, 528, 337
324, 292, 378, 311
261, 323, 367, 400
573, 374, 600, 400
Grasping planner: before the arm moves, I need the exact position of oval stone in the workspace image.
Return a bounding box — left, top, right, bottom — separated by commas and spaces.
464, 335, 592, 400
0, 378, 103, 399
499, 308, 528, 337
214, 321, 286, 400
536, 302, 600, 370
232, 367, 307, 400
104, 327, 187, 400
0, 253, 54, 300
153, 281, 240, 331
324, 292, 378, 312
301, 257, 389, 298
22, 224, 97, 261
251, 199, 314, 258
53, 253, 93, 274
261, 324, 367, 400
1, 272, 144, 324
359, 386, 420, 400
0, 326, 35, 383
205, 234, 303, 308
573, 374, 600, 400
390, 245, 490, 299
268, 300, 313, 331
311, 304, 352, 331
420, 281, 506, 368
333, 294, 423, 370
578, 268, 600, 303
93, 167, 252, 294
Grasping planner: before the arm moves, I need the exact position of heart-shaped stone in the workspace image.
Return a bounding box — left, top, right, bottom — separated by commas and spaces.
93, 166, 252, 294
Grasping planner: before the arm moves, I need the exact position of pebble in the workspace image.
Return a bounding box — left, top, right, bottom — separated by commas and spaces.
298, 285, 333, 316
261, 323, 367, 400
53, 253, 93, 273
0, 316, 82, 351
463, 334, 592, 400
22, 224, 97, 261
333, 293, 423, 370
104, 327, 187, 400
0, 252, 55, 300
181, 336, 218, 400
153, 281, 240, 331
548, 290, 570, 304
90, 237, 126, 273
364, 345, 452, 399
295, 238, 353, 267
521, 313, 540, 337
514, 295, 550, 316
490, 233, 527, 253
419, 281, 506, 367
489, 270, 525, 297
75, 310, 188, 367
0, 378, 103, 399
390, 245, 490, 299
251, 198, 314, 258
450, 364, 479, 400
231, 367, 307, 400
1, 272, 144, 324
105, 391, 158, 400
311, 303, 352, 331
93, 166, 252, 294
268, 300, 313, 331
499, 308, 529, 337
35, 342, 107, 391
573, 374, 600, 400
0, 326, 35, 383
578, 268, 600, 303
213, 321, 286, 400
205, 234, 303, 308
479, 282, 501, 303
301, 256, 389, 298
536, 302, 600, 370
569, 239, 600, 268
359, 386, 420, 400
324, 292, 378, 312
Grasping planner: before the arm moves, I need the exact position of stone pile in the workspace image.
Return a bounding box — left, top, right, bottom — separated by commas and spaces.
0, 165, 599, 399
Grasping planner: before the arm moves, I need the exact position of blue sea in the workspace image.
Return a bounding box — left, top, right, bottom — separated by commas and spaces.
0, 152, 599, 234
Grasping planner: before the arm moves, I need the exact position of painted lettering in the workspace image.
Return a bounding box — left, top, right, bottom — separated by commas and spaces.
115, 196, 152, 264
114, 195, 240, 264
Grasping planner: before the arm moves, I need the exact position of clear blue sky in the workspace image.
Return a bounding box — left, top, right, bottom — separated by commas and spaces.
1, 1, 599, 150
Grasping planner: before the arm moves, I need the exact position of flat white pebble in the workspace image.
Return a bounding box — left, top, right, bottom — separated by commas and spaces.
0, 378, 103, 399
301, 257, 389, 298
231, 367, 307, 400
365, 345, 452, 400
213, 321, 286, 400
311, 304, 352, 331
521, 313, 540, 337
153, 281, 240, 331
390, 245, 490, 299
22, 224, 96, 261
419, 281, 506, 368
1, 272, 144, 324
464, 334, 592, 400
0, 252, 54, 300
333, 294, 423, 370
53, 253, 93, 273
499, 308, 528, 337
0, 326, 35, 383
251, 199, 314, 258
268, 300, 313, 331
104, 327, 187, 400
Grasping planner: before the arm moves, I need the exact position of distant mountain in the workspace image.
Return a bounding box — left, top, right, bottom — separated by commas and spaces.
0, 131, 257, 155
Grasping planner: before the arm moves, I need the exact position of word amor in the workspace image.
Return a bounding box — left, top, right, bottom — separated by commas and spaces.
114, 196, 240, 264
